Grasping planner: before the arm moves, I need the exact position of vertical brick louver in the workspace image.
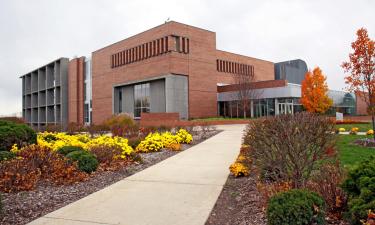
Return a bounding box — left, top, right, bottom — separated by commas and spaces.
110, 35, 189, 68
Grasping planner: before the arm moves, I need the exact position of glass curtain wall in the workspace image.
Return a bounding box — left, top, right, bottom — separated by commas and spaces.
253, 99, 275, 117
134, 83, 150, 118
218, 98, 302, 118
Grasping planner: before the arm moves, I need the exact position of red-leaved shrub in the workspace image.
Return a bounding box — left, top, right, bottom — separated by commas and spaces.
0, 158, 40, 192
0, 145, 87, 192
307, 161, 347, 217
18, 145, 87, 185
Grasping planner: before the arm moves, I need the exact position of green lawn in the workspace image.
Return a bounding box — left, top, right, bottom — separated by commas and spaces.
336, 134, 375, 167
335, 123, 372, 132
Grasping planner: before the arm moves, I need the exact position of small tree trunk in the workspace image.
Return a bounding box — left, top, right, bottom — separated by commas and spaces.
372, 112, 375, 141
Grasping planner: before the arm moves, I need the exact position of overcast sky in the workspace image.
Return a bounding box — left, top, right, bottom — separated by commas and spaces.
0, 0, 374, 115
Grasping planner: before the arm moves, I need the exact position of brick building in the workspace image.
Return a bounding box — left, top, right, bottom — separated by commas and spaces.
20, 21, 364, 128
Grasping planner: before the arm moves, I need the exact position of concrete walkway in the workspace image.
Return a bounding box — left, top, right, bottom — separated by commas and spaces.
28, 124, 246, 225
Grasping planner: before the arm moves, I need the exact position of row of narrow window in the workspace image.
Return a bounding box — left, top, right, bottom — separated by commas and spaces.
111, 36, 169, 68
216, 59, 254, 76
111, 35, 190, 68
173, 35, 190, 54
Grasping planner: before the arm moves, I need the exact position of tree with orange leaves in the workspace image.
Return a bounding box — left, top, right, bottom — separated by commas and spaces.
301, 67, 333, 113
342, 28, 375, 138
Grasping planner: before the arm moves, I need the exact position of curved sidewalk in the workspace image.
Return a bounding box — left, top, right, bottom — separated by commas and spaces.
28, 124, 246, 225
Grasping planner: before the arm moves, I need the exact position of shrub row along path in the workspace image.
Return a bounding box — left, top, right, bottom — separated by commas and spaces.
28, 124, 246, 225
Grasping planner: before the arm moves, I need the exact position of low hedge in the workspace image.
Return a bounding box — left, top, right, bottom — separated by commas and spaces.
0, 120, 36, 151
342, 156, 375, 225
267, 189, 326, 225
57, 146, 84, 156
66, 151, 98, 173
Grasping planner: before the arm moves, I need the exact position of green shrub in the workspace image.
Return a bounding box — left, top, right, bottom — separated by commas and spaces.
57, 146, 84, 156
0, 151, 16, 162
267, 189, 326, 225
0, 120, 37, 151
66, 151, 98, 173
244, 112, 336, 188
341, 156, 375, 225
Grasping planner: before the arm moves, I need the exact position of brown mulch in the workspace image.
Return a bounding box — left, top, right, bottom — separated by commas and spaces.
0, 130, 220, 225
206, 172, 267, 225
206, 172, 350, 225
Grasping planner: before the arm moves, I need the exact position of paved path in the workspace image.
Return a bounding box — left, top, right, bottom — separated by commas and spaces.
28, 124, 246, 225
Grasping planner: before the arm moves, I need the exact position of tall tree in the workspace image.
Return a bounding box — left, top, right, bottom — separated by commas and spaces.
342, 28, 375, 138
232, 70, 261, 118
300, 67, 333, 113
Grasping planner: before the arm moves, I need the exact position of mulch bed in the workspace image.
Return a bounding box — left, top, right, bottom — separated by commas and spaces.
206, 171, 350, 225
1, 130, 220, 225
206, 171, 267, 225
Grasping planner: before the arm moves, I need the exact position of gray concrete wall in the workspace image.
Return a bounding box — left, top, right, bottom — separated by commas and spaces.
113, 85, 134, 116
123, 85, 134, 116
150, 79, 166, 112
165, 75, 188, 119
60, 58, 69, 126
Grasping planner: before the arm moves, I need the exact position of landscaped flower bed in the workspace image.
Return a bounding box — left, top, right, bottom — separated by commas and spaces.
354, 138, 375, 147
0, 117, 219, 225
208, 113, 375, 225
1, 128, 194, 193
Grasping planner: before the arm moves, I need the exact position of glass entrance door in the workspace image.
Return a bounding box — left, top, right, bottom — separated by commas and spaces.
254, 100, 268, 117
278, 103, 293, 115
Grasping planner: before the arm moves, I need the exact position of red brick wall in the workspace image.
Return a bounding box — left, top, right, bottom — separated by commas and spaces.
140, 112, 180, 127
91, 21, 276, 124
215, 50, 275, 85
217, 80, 287, 92
68, 57, 85, 124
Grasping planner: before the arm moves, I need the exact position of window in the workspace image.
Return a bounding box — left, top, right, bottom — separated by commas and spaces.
153, 40, 156, 56
174, 36, 180, 52
157, 39, 160, 55
139, 45, 142, 60
134, 83, 150, 118
142, 44, 145, 59
165, 36, 169, 52
84, 104, 90, 123
119, 89, 122, 113
145, 43, 149, 58
110, 35, 188, 69
161, 38, 164, 53
83, 83, 86, 101
182, 37, 186, 53
131, 48, 134, 62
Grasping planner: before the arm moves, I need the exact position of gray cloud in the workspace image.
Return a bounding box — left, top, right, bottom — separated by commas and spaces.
0, 0, 374, 115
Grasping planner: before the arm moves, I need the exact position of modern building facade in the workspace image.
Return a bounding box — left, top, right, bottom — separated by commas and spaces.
21, 58, 69, 129
20, 21, 366, 128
